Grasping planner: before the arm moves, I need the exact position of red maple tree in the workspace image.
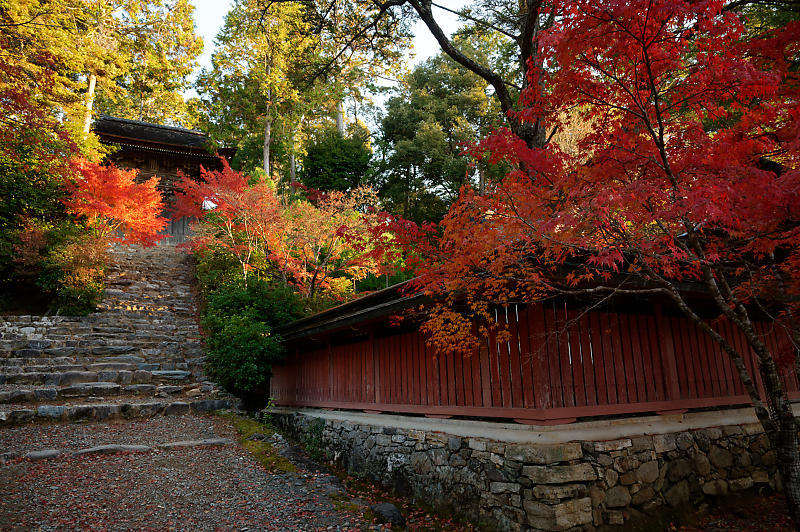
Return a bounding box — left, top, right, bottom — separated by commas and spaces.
408, 0, 800, 520
174, 161, 389, 300
64, 159, 167, 246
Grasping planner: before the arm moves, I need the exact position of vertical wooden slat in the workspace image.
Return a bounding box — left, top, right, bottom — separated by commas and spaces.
470, 335, 482, 407
409, 331, 419, 405
496, 308, 514, 408
443, 348, 455, 407
453, 345, 464, 406
417, 332, 429, 405
715, 320, 740, 396
681, 318, 705, 398
579, 312, 598, 406
487, 320, 502, 408
654, 307, 680, 401
588, 312, 608, 405
555, 304, 575, 407
435, 344, 446, 406
596, 312, 616, 404
608, 312, 628, 404
542, 303, 564, 408
396, 334, 412, 404
518, 306, 536, 409
626, 313, 647, 403
630, 315, 649, 402
407, 332, 415, 404
644, 315, 666, 401
616, 313, 639, 403
327, 343, 334, 402
479, 337, 492, 408
426, 336, 438, 406
393, 334, 402, 404
636, 314, 656, 402
507, 306, 525, 408
567, 310, 586, 407
372, 332, 380, 404
692, 319, 714, 398
529, 303, 552, 409
671, 316, 695, 399
463, 347, 474, 407
701, 324, 723, 398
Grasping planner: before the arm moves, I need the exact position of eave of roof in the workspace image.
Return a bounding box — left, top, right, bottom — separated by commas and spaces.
273, 281, 429, 343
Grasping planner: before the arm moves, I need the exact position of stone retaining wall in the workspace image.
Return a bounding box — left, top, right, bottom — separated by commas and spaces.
275, 411, 780, 531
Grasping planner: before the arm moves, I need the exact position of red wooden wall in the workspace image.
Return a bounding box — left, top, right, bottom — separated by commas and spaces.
271, 302, 797, 424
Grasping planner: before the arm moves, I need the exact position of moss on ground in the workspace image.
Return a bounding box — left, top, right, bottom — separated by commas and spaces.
215, 412, 297, 474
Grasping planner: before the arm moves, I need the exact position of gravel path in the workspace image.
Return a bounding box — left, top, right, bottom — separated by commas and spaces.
0, 416, 370, 531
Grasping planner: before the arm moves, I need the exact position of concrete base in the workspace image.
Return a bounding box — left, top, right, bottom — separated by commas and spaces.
269, 403, 789, 444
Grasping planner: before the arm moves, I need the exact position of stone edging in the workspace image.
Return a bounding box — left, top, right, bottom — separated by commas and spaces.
1, 438, 233, 464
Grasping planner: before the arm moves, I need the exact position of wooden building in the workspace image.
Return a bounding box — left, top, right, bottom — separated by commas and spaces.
271, 284, 794, 425
93, 115, 236, 242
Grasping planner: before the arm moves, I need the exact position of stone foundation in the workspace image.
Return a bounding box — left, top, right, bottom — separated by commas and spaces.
274, 409, 781, 531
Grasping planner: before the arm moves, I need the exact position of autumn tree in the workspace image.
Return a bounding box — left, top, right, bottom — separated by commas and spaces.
64, 160, 167, 246
174, 161, 386, 302
405, 0, 800, 522
0, 0, 202, 134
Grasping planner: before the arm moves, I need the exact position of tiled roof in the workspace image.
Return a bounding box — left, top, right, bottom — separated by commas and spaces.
92, 115, 211, 149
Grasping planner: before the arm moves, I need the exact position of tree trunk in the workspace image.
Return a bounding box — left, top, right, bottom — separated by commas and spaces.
336, 100, 345, 135
290, 152, 296, 184
263, 115, 271, 177
82, 73, 97, 134
753, 346, 800, 524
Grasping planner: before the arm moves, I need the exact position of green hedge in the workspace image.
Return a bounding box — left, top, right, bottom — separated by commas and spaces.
201, 278, 304, 403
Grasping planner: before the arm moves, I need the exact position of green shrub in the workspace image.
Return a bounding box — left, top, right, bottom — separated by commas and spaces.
201, 278, 305, 403
7, 219, 106, 316
204, 315, 282, 399
193, 245, 242, 296
202, 278, 304, 329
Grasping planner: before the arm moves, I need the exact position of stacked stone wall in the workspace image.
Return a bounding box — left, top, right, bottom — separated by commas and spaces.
275, 411, 780, 531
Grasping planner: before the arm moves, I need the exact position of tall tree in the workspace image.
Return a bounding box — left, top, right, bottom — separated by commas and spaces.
374, 40, 505, 223
0, 0, 203, 133
94, 0, 203, 127
197, 0, 323, 178
270, 0, 549, 147
405, 0, 800, 522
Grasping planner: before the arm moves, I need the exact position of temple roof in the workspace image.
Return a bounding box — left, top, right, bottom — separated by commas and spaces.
92, 115, 235, 159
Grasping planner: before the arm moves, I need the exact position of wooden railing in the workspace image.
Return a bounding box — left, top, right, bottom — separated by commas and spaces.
270, 301, 796, 424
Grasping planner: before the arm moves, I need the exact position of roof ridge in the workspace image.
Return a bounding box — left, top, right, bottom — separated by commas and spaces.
95, 114, 207, 137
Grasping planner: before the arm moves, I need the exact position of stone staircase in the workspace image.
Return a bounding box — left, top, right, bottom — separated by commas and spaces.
0, 244, 234, 425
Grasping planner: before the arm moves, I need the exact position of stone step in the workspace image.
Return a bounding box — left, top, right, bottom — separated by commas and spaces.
0, 368, 157, 386
151, 370, 191, 382
0, 381, 211, 404
0, 357, 76, 366
2, 365, 85, 375
0, 398, 231, 426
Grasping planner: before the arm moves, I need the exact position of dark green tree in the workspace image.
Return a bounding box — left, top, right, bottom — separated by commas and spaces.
300, 126, 372, 191
373, 40, 505, 223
